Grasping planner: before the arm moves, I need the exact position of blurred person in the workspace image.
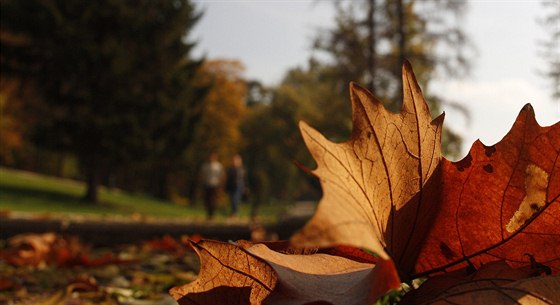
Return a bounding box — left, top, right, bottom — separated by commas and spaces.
226, 154, 246, 217
200, 152, 223, 219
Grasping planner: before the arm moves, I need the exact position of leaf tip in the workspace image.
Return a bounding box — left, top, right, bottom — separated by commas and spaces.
432, 111, 445, 126
298, 120, 310, 130
401, 59, 417, 84
521, 103, 534, 113
402, 59, 413, 73
349, 81, 368, 98
298, 120, 321, 141
518, 103, 540, 127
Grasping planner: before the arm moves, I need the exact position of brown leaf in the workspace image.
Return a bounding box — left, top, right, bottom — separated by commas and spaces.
246, 243, 400, 305
291, 61, 559, 282
423, 275, 560, 305
170, 240, 400, 305
169, 240, 277, 305
414, 105, 560, 277
401, 260, 545, 305
238, 240, 380, 264
1, 233, 57, 267
291, 61, 444, 277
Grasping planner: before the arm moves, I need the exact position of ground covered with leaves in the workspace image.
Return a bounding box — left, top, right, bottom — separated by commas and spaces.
0, 233, 200, 305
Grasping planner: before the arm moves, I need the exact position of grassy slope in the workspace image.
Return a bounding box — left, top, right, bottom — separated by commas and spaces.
0, 167, 284, 221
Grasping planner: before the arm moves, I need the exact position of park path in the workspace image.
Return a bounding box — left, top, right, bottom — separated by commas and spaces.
0, 202, 316, 245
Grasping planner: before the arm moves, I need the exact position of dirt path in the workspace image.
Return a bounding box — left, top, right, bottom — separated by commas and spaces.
0, 204, 314, 245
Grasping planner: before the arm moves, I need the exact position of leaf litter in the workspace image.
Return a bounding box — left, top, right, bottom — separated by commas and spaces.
0, 233, 200, 305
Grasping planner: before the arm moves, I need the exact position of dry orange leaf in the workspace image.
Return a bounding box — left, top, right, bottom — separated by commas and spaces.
401, 260, 547, 305
3, 233, 57, 267
292, 61, 559, 281
291, 61, 444, 277
169, 240, 276, 305
246, 243, 399, 305
170, 239, 400, 305
424, 275, 560, 305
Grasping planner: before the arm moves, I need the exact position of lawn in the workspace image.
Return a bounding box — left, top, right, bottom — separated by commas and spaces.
0, 167, 286, 222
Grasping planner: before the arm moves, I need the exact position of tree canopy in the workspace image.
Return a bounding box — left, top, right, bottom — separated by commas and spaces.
0, 0, 205, 202
311, 0, 472, 157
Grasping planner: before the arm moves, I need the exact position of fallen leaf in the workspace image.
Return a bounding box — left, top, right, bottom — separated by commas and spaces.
291, 61, 559, 281
237, 240, 380, 265
414, 105, 560, 277
291, 60, 444, 277
246, 243, 400, 305
1, 233, 57, 267
170, 240, 400, 305
143, 235, 190, 257
0, 232, 134, 268
401, 260, 546, 305
169, 240, 277, 305
424, 275, 560, 305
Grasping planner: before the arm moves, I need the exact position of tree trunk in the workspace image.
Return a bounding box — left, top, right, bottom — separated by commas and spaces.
396, 0, 406, 103
155, 167, 170, 200
55, 153, 65, 177
366, 0, 377, 93
84, 166, 99, 203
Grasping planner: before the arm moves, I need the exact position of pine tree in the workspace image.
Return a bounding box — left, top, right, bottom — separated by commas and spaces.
1, 0, 206, 202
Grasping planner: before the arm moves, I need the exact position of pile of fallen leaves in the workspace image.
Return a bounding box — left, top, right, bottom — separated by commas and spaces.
170, 62, 559, 305
0, 233, 200, 305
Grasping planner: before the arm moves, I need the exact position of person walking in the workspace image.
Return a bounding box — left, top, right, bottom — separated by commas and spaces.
200, 152, 223, 220
226, 154, 246, 217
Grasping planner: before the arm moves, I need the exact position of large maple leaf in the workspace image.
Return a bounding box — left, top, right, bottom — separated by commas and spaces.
291, 61, 444, 276
291, 61, 559, 279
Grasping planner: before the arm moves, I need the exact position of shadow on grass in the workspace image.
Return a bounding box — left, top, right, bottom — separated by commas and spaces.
0, 184, 126, 213
0, 184, 81, 204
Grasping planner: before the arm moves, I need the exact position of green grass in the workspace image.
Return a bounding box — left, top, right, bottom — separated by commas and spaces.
0, 167, 286, 222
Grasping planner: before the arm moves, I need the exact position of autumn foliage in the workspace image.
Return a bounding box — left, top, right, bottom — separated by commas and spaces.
170, 62, 559, 304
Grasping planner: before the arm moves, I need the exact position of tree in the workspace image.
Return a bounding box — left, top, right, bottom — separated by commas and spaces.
0, 79, 26, 165
181, 59, 247, 202
312, 0, 473, 157
538, 1, 560, 101
0, 0, 205, 202
192, 60, 247, 160
240, 61, 336, 205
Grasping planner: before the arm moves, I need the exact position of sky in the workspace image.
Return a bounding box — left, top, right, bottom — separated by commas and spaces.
191, 0, 559, 159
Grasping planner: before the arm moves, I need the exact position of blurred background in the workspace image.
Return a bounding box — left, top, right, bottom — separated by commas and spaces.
1, 0, 559, 215
0, 1, 559, 303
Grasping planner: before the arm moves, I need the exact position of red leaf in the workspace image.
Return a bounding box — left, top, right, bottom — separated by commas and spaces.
414, 105, 560, 277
